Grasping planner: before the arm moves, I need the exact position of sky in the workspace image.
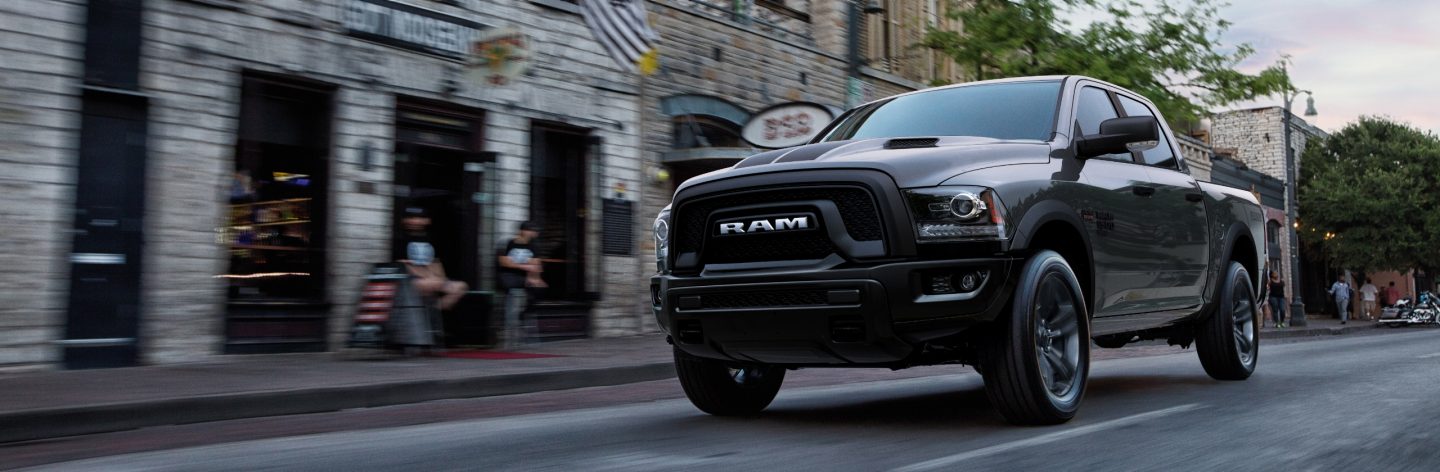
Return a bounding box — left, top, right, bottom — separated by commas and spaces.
1073, 0, 1440, 135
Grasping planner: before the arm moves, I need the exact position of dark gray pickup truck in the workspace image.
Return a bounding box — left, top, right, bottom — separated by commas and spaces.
650, 76, 1266, 425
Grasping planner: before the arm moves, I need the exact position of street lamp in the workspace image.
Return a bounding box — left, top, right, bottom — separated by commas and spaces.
846, 1, 886, 108
1281, 57, 1317, 327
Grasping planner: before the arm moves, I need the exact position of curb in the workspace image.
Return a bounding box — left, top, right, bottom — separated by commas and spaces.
1262, 324, 1377, 339
0, 362, 677, 444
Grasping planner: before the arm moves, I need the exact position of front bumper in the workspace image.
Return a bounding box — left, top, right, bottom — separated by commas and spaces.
652, 257, 1017, 366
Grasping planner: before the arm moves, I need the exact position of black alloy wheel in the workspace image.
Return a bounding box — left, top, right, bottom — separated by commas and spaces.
981, 250, 1090, 425
1196, 261, 1259, 380
674, 347, 786, 416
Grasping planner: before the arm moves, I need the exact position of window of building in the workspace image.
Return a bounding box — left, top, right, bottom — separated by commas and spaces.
672, 115, 744, 149
223, 76, 332, 302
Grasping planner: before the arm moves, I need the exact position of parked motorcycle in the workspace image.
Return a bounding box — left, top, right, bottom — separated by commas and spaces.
1379, 291, 1440, 326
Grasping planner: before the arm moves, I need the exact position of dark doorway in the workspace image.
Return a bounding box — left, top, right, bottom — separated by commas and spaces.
391, 100, 489, 290
529, 124, 594, 302
391, 100, 494, 345
63, 90, 148, 369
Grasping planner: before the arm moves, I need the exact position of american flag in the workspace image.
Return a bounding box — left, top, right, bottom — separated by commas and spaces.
579, 0, 660, 74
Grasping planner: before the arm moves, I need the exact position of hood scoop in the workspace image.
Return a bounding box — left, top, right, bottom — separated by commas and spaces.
884, 137, 939, 149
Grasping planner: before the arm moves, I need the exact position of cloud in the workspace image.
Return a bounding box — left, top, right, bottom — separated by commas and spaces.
1212, 0, 1440, 134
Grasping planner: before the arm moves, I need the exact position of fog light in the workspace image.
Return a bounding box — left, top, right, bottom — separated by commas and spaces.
959, 272, 978, 292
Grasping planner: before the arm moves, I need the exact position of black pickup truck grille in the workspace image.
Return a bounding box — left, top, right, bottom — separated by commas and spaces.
674, 186, 883, 266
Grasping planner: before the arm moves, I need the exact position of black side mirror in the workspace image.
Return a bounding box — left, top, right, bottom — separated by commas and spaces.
1076, 116, 1159, 159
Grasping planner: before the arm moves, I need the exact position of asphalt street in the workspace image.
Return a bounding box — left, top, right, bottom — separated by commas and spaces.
17, 329, 1440, 471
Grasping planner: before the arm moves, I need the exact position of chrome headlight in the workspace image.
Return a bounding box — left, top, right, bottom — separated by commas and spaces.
654, 205, 672, 273
903, 186, 1009, 242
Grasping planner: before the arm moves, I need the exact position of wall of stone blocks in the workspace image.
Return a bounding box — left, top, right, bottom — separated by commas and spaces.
0, 0, 87, 371
2, 0, 645, 368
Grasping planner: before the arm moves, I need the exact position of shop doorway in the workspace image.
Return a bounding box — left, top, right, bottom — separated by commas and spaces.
391, 100, 494, 345
528, 124, 594, 303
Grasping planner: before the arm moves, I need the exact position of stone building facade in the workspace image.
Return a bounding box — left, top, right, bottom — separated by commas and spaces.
1210, 106, 1324, 183
1, 0, 646, 370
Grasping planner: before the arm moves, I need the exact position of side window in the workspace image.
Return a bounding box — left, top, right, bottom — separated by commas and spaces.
1118, 95, 1178, 169
1074, 87, 1131, 162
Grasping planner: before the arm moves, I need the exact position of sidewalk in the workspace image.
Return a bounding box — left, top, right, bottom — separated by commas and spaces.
0, 334, 674, 444
1260, 315, 1382, 339
0, 316, 1395, 444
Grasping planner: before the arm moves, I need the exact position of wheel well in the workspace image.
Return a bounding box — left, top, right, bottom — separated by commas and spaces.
1230, 235, 1259, 289
1026, 221, 1093, 313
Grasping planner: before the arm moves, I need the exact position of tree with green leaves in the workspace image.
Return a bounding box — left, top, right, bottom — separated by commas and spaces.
1297, 117, 1440, 273
921, 0, 1290, 129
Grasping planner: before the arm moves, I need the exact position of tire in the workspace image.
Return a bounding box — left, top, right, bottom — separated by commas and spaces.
674, 347, 785, 416
1196, 261, 1259, 380
980, 250, 1090, 425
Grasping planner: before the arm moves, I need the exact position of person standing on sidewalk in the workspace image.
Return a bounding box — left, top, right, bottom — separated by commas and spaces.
1359, 279, 1379, 321
497, 221, 546, 348
1267, 271, 1288, 328
1385, 281, 1401, 307
1329, 275, 1352, 324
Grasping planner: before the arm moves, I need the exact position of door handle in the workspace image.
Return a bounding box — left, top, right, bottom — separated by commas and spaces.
1132, 186, 1156, 197
1185, 192, 1204, 203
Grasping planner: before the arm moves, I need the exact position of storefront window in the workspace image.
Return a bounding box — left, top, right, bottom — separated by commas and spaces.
219, 77, 331, 302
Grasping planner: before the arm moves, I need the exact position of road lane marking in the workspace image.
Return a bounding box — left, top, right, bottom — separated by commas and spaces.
890, 403, 1207, 472
1419, 352, 1440, 359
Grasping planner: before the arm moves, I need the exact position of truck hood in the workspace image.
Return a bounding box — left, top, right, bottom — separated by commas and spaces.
676, 137, 1052, 191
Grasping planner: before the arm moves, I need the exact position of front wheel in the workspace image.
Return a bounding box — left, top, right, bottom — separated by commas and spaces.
1196, 261, 1259, 380
980, 250, 1090, 425
674, 347, 785, 416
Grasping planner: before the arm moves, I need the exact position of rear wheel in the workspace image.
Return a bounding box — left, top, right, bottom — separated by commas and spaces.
674, 347, 785, 416
1196, 261, 1259, 380
980, 250, 1090, 425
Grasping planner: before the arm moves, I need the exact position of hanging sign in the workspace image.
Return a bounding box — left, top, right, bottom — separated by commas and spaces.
468, 27, 532, 86
741, 102, 835, 149
342, 0, 485, 59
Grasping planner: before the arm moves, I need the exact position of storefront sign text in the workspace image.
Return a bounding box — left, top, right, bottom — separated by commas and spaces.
741, 102, 835, 149
342, 0, 485, 59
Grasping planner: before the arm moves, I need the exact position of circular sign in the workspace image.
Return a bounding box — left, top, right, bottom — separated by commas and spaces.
468, 27, 531, 86
741, 102, 835, 149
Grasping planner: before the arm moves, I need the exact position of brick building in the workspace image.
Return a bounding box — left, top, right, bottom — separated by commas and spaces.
0, 0, 648, 370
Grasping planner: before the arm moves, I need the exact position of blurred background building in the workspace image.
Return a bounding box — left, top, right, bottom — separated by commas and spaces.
1, 0, 964, 370
1, 0, 648, 370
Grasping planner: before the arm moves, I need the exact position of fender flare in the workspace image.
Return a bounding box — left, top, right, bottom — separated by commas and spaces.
1010, 200, 1095, 305
1201, 221, 1260, 323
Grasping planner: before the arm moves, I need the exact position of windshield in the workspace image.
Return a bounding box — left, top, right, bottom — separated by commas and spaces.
819, 81, 1062, 142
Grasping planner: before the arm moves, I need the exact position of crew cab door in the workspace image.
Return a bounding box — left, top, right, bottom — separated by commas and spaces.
1115, 94, 1210, 313
1071, 85, 1161, 318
